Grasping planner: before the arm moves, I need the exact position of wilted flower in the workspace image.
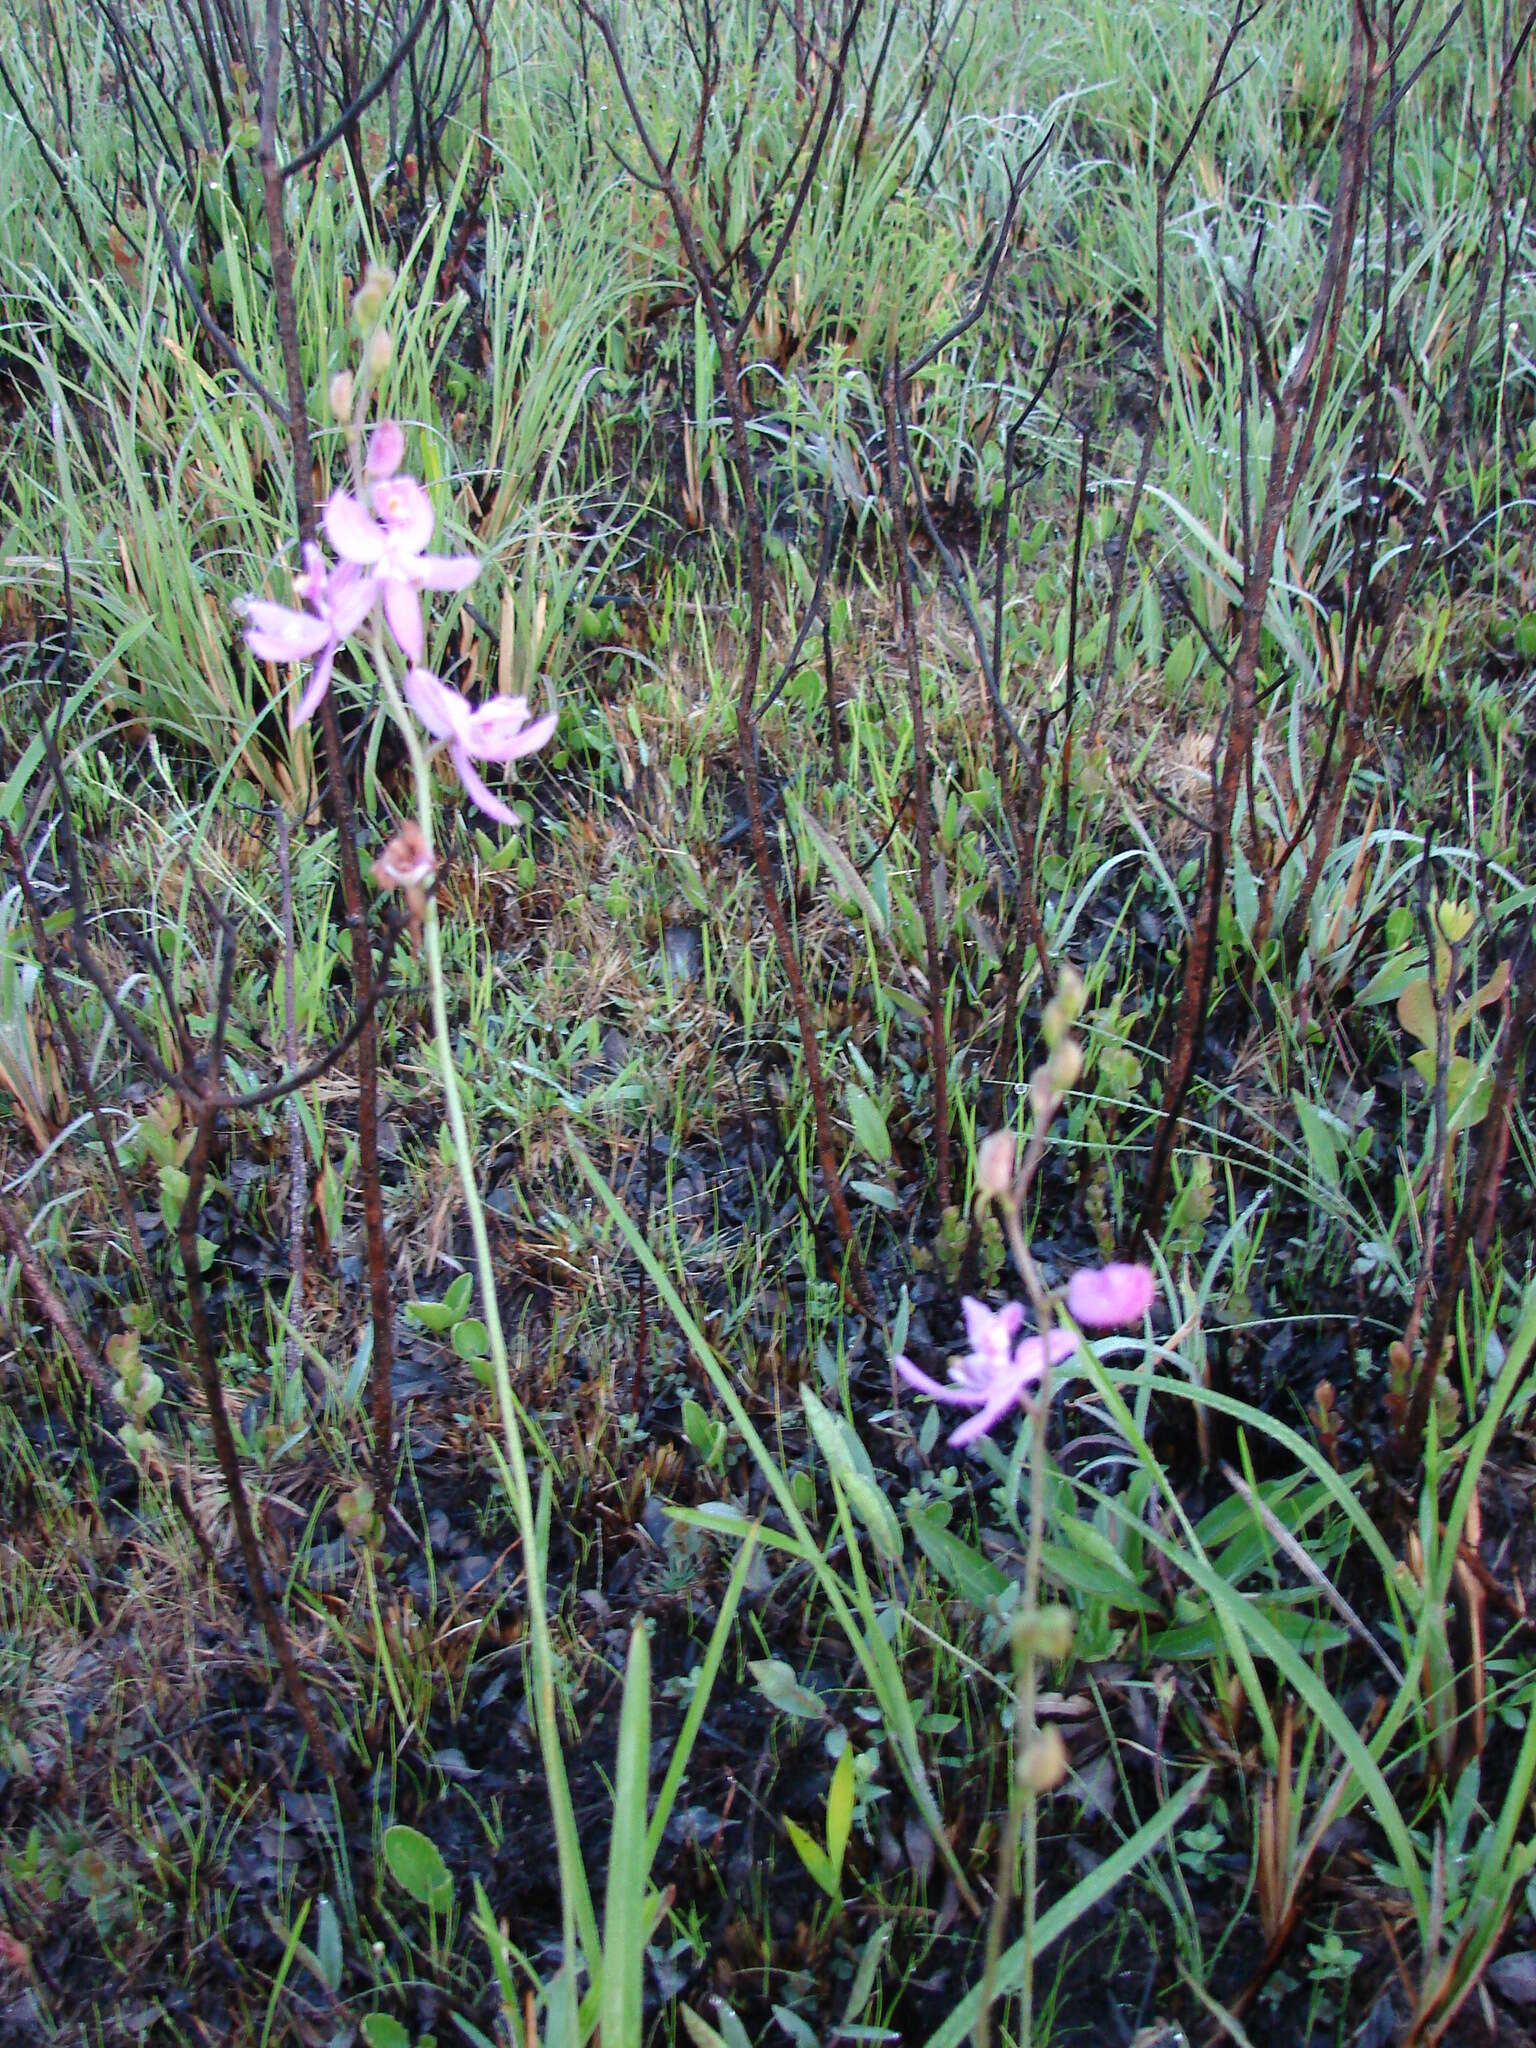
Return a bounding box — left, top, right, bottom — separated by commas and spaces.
372, 820, 436, 949
372, 819, 435, 893
243, 542, 376, 729
896, 1297, 1075, 1449
402, 665, 556, 824
1065, 1262, 1156, 1330
324, 424, 478, 663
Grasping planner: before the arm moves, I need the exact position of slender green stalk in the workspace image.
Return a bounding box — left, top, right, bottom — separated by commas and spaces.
370, 631, 599, 1977
975, 1095, 1074, 2048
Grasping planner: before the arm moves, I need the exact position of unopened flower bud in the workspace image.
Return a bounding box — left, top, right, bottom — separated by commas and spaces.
1015, 1726, 1068, 1793
1042, 965, 1085, 1048
365, 326, 394, 377
351, 260, 395, 330
975, 1130, 1017, 1204
1012, 1605, 1075, 1662
1029, 1063, 1058, 1126
328, 370, 355, 422
1046, 1039, 1082, 1095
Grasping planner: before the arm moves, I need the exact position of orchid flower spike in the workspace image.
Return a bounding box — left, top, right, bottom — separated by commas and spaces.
896, 1297, 1075, 1449
402, 666, 557, 824
243, 543, 376, 729
1065, 1262, 1156, 1330
323, 424, 478, 663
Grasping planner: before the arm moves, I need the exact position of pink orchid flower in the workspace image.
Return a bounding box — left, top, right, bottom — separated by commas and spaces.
243, 543, 377, 730
402, 666, 557, 824
1065, 1262, 1156, 1330
323, 425, 478, 663
896, 1298, 1076, 1449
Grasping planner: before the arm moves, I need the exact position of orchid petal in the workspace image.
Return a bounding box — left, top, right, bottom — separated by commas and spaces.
328, 569, 378, 640
382, 577, 424, 663
949, 1382, 1029, 1448
370, 475, 435, 554
477, 707, 558, 762
244, 603, 332, 662
960, 1295, 1026, 1367
402, 666, 469, 742
324, 491, 389, 565
464, 696, 533, 747
413, 551, 480, 593
894, 1354, 980, 1406
451, 744, 517, 825
367, 420, 406, 480
1016, 1328, 1078, 1380
1065, 1263, 1156, 1330
290, 645, 334, 729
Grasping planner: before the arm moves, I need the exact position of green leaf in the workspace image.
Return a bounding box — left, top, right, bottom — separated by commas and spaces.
1039, 1539, 1161, 1614
803, 1389, 901, 1560
681, 1397, 726, 1467
748, 1658, 827, 1721
405, 1296, 458, 1333
361, 2019, 411, 2048
1396, 976, 1439, 1050
907, 1505, 1011, 1610
382, 1825, 452, 1913
601, 1623, 650, 2048
1150, 1599, 1349, 1660
451, 1318, 489, 1360
795, 804, 888, 934
800, 1386, 875, 1481
772, 2003, 822, 2048
841, 1924, 891, 2032
314, 1895, 342, 1994
689, 1998, 752, 2048
1165, 631, 1196, 692
845, 1085, 891, 1166
786, 1818, 838, 1898
826, 1743, 856, 1884
679, 2011, 730, 2048
1291, 1093, 1340, 1189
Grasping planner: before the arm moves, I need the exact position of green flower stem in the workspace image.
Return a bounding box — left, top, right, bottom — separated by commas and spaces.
975, 1170, 1062, 2048
372, 632, 599, 1977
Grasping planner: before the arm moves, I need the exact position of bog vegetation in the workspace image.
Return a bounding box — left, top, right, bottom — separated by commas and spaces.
0, 0, 1534, 2042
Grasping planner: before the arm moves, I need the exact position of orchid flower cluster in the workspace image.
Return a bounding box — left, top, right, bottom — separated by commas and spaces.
895, 970, 1156, 1448
895, 1260, 1155, 1448
243, 418, 555, 826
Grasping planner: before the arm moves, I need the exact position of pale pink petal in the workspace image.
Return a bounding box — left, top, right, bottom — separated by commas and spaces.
949, 1382, 1029, 1447
465, 696, 532, 747
328, 568, 378, 640
414, 551, 480, 593
451, 744, 517, 825
290, 645, 335, 729
961, 1296, 1026, 1362
324, 491, 389, 565
474, 707, 557, 762
244, 603, 331, 662
382, 577, 424, 663
402, 666, 469, 742
292, 541, 328, 605
1065, 1263, 1156, 1330
895, 1354, 981, 1406
367, 420, 406, 480
371, 476, 435, 554
1016, 1328, 1078, 1378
